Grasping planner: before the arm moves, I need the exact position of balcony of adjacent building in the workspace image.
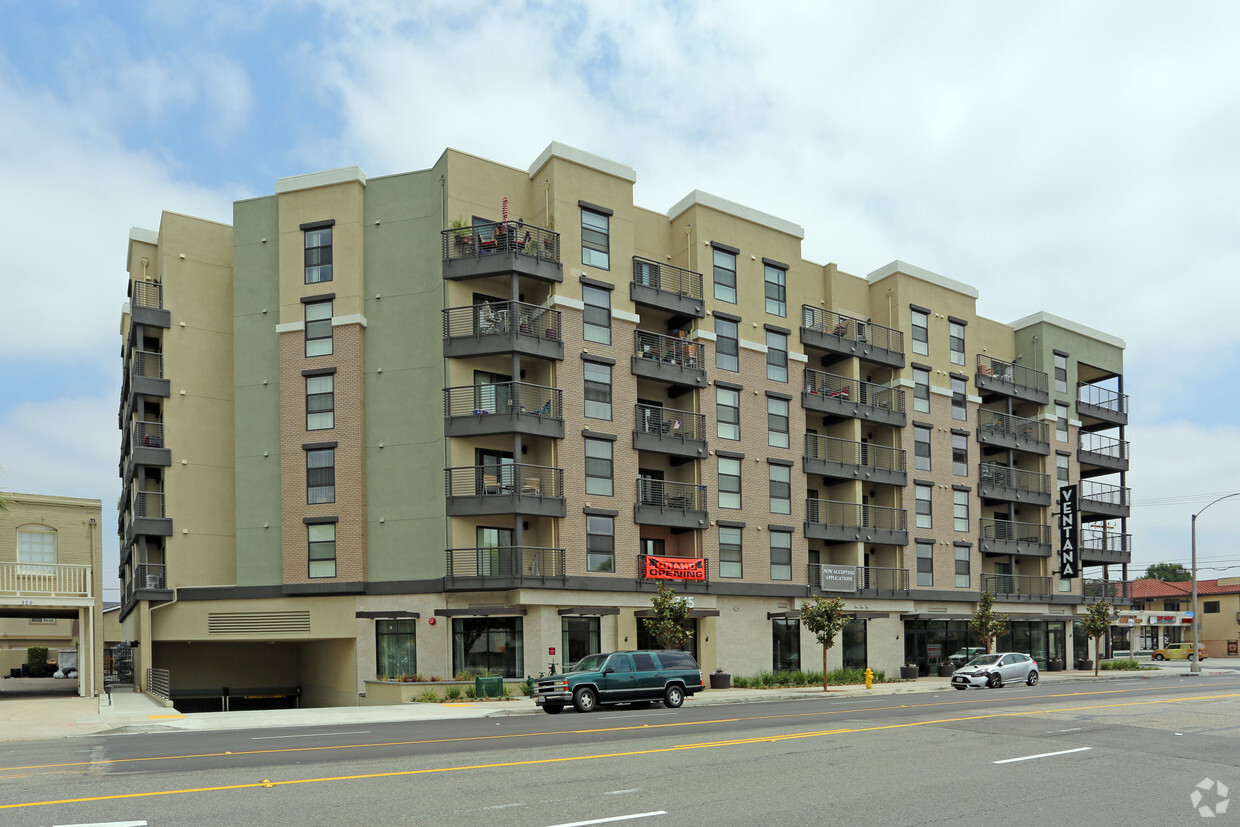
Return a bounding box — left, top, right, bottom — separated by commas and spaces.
123, 490, 173, 544
0, 561, 92, 602
805, 499, 908, 546
1078, 432, 1129, 475
121, 419, 172, 487
443, 383, 564, 440
978, 462, 1051, 507
977, 409, 1049, 456
982, 572, 1053, 602
799, 306, 905, 369
975, 355, 1049, 405
128, 279, 171, 328
633, 479, 708, 530
803, 434, 907, 487
444, 546, 567, 587
1076, 383, 1128, 430
441, 221, 562, 283
1079, 525, 1131, 565
444, 464, 566, 518
802, 369, 906, 428
1082, 577, 1132, 605
979, 518, 1052, 557
631, 330, 707, 392
121, 349, 170, 406
442, 301, 564, 362
807, 563, 910, 597
633, 404, 707, 463
120, 562, 172, 616
630, 257, 705, 319
1079, 480, 1131, 520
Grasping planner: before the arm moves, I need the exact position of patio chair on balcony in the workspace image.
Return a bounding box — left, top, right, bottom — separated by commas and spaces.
522, 478, 541, 495
482, 475, 501, 494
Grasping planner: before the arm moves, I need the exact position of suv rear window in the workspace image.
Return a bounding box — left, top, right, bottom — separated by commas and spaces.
655, 651, 698, 670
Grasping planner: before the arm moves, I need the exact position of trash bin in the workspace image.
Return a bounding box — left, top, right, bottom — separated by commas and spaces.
475, 676, 504, 699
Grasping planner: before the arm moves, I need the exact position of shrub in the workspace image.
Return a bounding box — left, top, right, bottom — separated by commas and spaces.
416, 689, 441, 703
731, 667, 888, 688
1100, 658, 1141, 671
444, 686, 464, 700
27, 647, 48, 678
464, 686, 476, 699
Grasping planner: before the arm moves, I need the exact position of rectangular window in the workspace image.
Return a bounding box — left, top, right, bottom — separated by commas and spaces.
586, 515, 615, 572
717, 387, 740, 440
916, 540, 933, 587
582, 284, 611, 344
581, 209, 610, 269
306, 375, 335, 430
913, 367, 930, 413
305, 226, 333, 284
952, 433, 968, 477
376, 619, 416, 679
305, 300, 333, 357
914, 424, 931, 471
1055, 353, 1068, 394
452, 617, 523, 678
1057, 453, 1070, 484
563, 616, 601, 667
1056, 402, 1069, 442
764, 264, 786, 317
955, 546, 970, 588
915, 483, 933, 529
584, 362, 612, 420
715, 318, 739, 372
308, 523, 336, 578
719, 526, 742, 578
713, 248, 737, 303
584, 438, 613, 496
770, 530, 792, 581
949, 321, 965, 366
912, 309, 928, 356
953, 489, 969, 532
718, 457, 742, 510
951, 376, 967, 422
767, 397, 790, 448
307, 448, 335, 504
766, 331, 788, 382
769, 464, 792, 515
772, 617, 800, 671
1204, 601, 1220, 614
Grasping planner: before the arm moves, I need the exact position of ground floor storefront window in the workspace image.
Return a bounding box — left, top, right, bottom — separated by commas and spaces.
996, 620, 1064, 666
376, 619, 416, 679
904, 620, 972, 675
772, 618, 800, 671
452, 617, 523, 677
562, 617, 600, 669
636, 618, 698, 659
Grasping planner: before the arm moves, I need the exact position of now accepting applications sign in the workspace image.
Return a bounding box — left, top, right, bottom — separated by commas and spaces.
820, 564, 857, 593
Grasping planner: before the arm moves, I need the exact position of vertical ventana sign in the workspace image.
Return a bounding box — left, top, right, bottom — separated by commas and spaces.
1058, 485, 1079, 578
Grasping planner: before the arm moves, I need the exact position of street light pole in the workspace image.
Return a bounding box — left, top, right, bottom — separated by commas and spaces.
1190, 492, 1240, 675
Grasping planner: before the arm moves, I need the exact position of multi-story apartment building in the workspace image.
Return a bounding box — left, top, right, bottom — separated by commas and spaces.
116, 143, 1130, 705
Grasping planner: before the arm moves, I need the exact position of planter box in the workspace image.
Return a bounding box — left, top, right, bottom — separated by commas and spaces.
900, 666, 920, 680
1047, 661, 1065, 672
709, 673, 732, 689
937, 663, 956, 677
1076, 659, 1093, 671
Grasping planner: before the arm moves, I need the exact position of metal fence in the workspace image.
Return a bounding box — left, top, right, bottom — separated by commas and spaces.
632, 256, 704, 299
979, 462, 1050, 495
634, 329, 706, 367
1079, 431, 1129, 461
444, 382, 561, 419
801, 306, 904, 354
980, 518, 1051, 544
806, 499, 908, 531
445, 547, 566, 577
444, 464, 563, 498
976, 354, 1049, 394
147, 667, 171, 700
1077, 383, 1128, 415
635, 404, 705, 440
131, 280, 163, 309
636, 479, 707, 510
982, 573, 1052, 597
441, 221, 560, 263
978, 408, 1049, 443
442, 301, 562, 341
805, 434, 906, 472
803, 369, 906, 412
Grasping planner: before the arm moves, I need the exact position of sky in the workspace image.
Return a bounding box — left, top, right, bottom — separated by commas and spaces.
3, 1, 1240, 601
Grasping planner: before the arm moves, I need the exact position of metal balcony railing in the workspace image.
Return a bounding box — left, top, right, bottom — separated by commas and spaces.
982, 573, 1052, 598
441, 221, 560, 263
1080, 480, 1130, 508
978, 408, 1049, 443
803, 369, 906, 412
442, 301, 562, 342
806, 499, 908, 532
1082, 578, 1131, 601
131, 280, 163, 309
444, 382, 561, 419
133, 490, 165, 519
634, 330, 706, 368
444, 464, 564, 498
1081, 526, 1131, 553
1079, 431, 1129, 461
805, 434, 906, 472
132, 420, 166, 449
0, 562, 92, 598
980, 518, 1051, 544
135, 562, 167, 590
445, 547, 566, 578
635, 404, 705, 440
131, 350, 163, 379
979, 462, 1050, 495
632, 257, 704, 299
976, 354, 1049, 394
636, 479, 707, 510
1077, 383, 1128, 415
800, 306, 905, 354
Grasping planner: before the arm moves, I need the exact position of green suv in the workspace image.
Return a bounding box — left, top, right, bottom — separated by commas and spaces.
534, 650, 705, 714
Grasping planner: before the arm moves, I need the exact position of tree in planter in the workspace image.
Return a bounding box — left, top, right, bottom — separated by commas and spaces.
970, 591, 1009, 655
1081, 599, 1113, 677
799, 596, 851, 691
644, 582, 693, 650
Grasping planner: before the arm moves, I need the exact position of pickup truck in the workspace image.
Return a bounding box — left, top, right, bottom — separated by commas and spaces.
534, 650, 705, 714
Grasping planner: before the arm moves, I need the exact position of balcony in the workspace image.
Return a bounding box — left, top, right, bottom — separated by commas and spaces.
1080, 480, 1130, 520
808, 564, 910, 596
975, 355, 1049, 405
1080, 526, 1131, 565
129, 419, 171, 467
982, 573, 1052, 601
443, 383, 563, 439
442, 302, 563, 362
805, 499, 908, 546
978, 462, 1051, 507
127, 490, 172, 541
633, 404, 707, 462
977, 409, 1049, 455
441, 221, 562, 283
979, 518, 1052, 557
129, 279, 170, 328
0, 562, 92, 599
630, 257, 705, 318
1083, 578, 1132, 605
444, 547, 567, 584
444, 464, 566, 518
128, 349, 170, 399
1077, 383, 1128, 429
799, 306, 905, 369
1078, 432, 1129, 475
633, 479, 708, 530
802, 369, 906, 428
631, 331, 707, 391
803, 434, 907, 487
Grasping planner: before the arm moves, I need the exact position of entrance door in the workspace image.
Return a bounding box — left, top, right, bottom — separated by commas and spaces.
476, 526, 514, 576
474, 371, 511, 414
638, 468, 665, 506
478, 450, 514, 493
843, 619, 867, 670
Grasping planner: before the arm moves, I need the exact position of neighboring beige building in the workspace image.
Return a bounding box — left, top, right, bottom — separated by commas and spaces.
116, 143, 1131, 707
0, 493, 104, 696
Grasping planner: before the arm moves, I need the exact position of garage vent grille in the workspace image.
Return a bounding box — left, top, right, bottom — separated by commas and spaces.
208, 611, 311, 635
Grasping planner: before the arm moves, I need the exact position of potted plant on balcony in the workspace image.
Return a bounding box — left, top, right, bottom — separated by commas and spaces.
709, 667, 731, 690
450, 218, 472, 253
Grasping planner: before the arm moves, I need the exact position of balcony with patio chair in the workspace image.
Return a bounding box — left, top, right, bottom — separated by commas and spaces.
633, 404, 707, 461
975, 354, 1049, 405
442, 301, 563, 362
977, 462, 1051, 507
444, 464, 566, 518
633, 479, 708, 530
630, 257, 705, 318
443, 383, 564, 439
631, 330, 707, 390
799, 306, 905, 369
979, 518, 1052, 557
441, 221, 562, 283
802, 369, 906, 427
976, 409, 1049, 455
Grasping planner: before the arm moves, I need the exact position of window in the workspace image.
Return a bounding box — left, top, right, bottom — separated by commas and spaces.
715, 318, 739, 372
713, 248, 736, 302
1055, 353, 1068, 393
305, 226, 332, 284
769, 465, 792, 515
18, 530, 55, 572
717, 387, 740, 440
770, 530, 792, 581
913, 367, 930, 413
952, 433, 968, 476
768, 397, 790, 448
581, 209, 610, 269
955, 546, 970, 588
951, 376, 967, 422
914, 424, 931, 471
916, 541, 933, 587
953, 489, 969, 532
719, 526, 742, 578
305, 300, 333, 357
307, 448, 335, 504
1056, 402, 1069, 442
640, 538, 665, 557
563, 617, 601, 667
915, 484, 933, 529
1057, 453, 1070, 484
912, 309, 928, 356
764, 264, 786, 317
306, 375, 334, 430
586, 515, 615, 572
584, 438, 613, 496
582, 284, 611, 344
452, 617, 523, 678
949, 321, 965, 366
772, 617, 800, 671
308, 523, 336, 578
584, 362, 612, 420
718, 457, 741, 509
1204, 601, 1220, 614
376, 619, 416, 679
766, 331, 788, 382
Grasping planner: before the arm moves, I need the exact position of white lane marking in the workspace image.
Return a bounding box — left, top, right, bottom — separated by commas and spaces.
55, 822, 148, 827
994, 747, 1092, 764
251, 730, 371, 740
547, 813, 667, 827
605, 789, 643, 795
1050, 728, 1083, 733
597, 714, 668, 720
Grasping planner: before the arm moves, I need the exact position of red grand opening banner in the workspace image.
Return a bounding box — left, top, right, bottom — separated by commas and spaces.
643, 555, 706, 581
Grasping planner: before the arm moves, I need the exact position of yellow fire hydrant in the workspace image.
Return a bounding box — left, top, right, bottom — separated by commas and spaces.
865, 667, 874, 690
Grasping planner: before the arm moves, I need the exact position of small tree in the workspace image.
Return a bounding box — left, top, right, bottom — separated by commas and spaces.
799, 596, 851, 690
970, 591, 1009, 654
27, 646, 48, 678
1081, 600, 1113, 677
1144, 563, 1191, 582
644, 582, 692, 650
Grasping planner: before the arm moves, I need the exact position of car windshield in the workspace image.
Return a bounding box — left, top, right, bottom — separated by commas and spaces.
966, 655, 1001, 667
570, 654, 607, 672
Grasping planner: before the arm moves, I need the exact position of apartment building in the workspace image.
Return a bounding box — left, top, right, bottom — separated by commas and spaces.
116, 142, 1130, 705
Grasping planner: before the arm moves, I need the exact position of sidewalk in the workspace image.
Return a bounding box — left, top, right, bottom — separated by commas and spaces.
0, 666, 1185, 742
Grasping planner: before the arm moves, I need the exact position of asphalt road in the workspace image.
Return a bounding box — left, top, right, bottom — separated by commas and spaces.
3, 673, 1239, 825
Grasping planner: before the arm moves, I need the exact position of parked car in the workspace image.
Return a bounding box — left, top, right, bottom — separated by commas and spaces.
951, 652, 1039, 689
1152, 643, 1206, 661
948, 647, 986, 667
534, 650, 705, 714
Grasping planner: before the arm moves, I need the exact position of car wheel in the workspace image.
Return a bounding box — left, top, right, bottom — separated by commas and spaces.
1153, 653, 1165, 661
954, 685, 967, 691
663, 684, 685, 709
1026, 670, 1039, 687
987, 673, 1002, 689
572, 687, 598, 713
543, 704, 563, 715
1188, 654, 1196, 662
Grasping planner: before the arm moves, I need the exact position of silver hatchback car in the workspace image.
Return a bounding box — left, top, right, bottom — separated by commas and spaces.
951, 652, 1039, 689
